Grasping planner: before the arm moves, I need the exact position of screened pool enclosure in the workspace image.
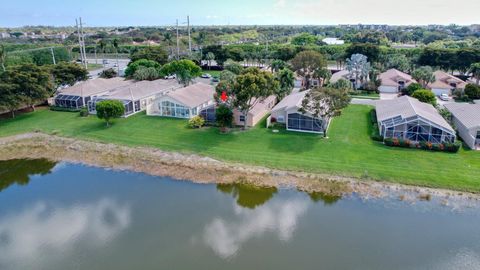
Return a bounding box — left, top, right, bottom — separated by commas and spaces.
54, 95, 88, 109
87, 98, 141, 117
379, 115, 455, 144
287, 113, 324, 133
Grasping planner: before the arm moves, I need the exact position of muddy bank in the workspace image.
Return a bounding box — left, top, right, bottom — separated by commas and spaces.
1, 133, 479, 207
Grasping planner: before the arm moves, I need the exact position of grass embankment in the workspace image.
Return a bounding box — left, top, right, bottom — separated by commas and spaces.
0, 105, 479, 192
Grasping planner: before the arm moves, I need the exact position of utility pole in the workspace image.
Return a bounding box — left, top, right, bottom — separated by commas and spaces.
187, 15, 192, 54
76, 18, 84, 65
79, 17, 88, 69
50, 47, 56, 65
176, 19, 180, 60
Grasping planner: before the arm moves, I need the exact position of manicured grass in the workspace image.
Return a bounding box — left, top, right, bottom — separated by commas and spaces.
1, 105, 479, 192
202, 70, 222, 77
87, 63, 103, 71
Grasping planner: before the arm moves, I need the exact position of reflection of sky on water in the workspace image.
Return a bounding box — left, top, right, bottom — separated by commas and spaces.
0, 198, 130, 270
203, 198, 309, 258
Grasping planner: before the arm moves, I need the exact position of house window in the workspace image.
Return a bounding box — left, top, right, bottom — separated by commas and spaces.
239, 115, 245, 122
476, 130, 480, 140
159, 100, 190, 118
277, 115, 285, 123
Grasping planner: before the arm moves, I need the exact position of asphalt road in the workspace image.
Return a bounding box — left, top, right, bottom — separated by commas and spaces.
86, 58, 130, 79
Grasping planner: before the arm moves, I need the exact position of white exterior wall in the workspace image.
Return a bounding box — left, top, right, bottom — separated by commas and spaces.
431, 88, 451, 96
379, 85, 398, 93
451, 116, 477, 149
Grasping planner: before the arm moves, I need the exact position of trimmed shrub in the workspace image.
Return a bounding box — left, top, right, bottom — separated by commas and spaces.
188, 115, 205, 129
465, 83, 480, 100
79, 107, 89, 117
50, 106, 80, 112
385, 138, 461, 153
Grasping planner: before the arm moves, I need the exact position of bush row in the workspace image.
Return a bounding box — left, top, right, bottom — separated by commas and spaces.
384, 137, 461, 153
50, 106, 80, 112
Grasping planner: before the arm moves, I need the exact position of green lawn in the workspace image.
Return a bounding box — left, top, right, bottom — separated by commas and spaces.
87, 63, 103, 71
1, 105, 479, 192
202, 70, 221, 77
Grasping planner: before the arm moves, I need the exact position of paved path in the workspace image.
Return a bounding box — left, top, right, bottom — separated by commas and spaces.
351, 98, 377, 105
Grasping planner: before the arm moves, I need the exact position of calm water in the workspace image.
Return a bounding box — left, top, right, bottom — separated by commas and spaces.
0, 159, 479, 270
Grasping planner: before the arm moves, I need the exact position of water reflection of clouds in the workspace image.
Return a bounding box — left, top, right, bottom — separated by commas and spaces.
203, 198, 309, 258
0, 198, 130, 269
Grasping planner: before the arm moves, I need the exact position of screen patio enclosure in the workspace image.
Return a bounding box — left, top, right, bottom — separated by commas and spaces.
287, 113, 323, 133
380, 115, 455, 144
54, 95, 88, 109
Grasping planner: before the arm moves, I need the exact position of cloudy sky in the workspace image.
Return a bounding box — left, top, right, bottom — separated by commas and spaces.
1, 0, 479, 27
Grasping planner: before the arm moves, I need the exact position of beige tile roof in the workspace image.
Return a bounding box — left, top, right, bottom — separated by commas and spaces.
166, 82, 215, 108
249, 95, 276, 116
59, 78, 133, 97
330, 70, 353, 84
428, 70, 467, 89
106, 79, 181, 100
444, 103, 480, 129
376, 96, 454, 132
379, 69, 416, 87
271, 90, 308, 113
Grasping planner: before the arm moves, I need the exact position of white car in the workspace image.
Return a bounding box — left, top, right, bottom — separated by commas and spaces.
164, 74, 176, 80
201, 73, 212, 79
439, 94, 450, 101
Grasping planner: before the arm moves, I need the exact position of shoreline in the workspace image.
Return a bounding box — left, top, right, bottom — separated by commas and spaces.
1, 132, 479, 206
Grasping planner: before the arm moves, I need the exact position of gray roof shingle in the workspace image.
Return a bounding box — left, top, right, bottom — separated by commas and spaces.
376, 96, 454, 132
444, 103, 480, 129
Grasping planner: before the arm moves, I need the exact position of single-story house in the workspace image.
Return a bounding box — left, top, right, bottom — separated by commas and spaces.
329, 69, 357, 88
378, 69, 416, 93
233, 95, 276, 127
444, 103, 480, 149
87, 79, 181, 117
146, 82, 215, 119
376, 96, 456, 144
53, 78, 133, 109
270, 90, 327, 134
428, 71, 467, 96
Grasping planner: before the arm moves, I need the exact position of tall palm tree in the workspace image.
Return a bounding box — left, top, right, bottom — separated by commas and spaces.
113, 38, 120, 73
470, 63, 480, 85
163, 32, 173, 57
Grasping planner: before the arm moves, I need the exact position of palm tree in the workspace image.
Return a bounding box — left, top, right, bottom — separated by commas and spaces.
470, 63, 480, 84
163, 32, 173, 57
113, 38, 120, 73
205, 52, 215, 70
0, 44, 6, 72
194, 31, 206, 56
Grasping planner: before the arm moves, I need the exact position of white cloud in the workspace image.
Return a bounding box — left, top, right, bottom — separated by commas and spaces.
202, 198, 309, 258
0, 198, 131, 269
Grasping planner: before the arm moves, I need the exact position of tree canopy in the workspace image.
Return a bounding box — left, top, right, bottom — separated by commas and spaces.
291, 50, 327, 89
130, 46, 168, 65
300, 87, 351, 137
161, 60, 202, 86
96, 100, 125, 127
51, 62, 88, 87
412, 89, 437, 106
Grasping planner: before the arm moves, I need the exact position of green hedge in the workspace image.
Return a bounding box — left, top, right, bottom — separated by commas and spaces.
49, 106, 81, 112
384, 137, 461, 153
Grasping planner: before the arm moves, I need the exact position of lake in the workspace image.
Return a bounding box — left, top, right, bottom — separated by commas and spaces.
0, 159, 479, 270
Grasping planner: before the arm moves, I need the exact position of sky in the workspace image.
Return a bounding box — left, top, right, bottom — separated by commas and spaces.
1, 0, 479, 27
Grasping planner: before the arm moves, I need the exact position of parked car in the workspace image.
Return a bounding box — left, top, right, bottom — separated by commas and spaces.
211, 76, 220, 83
201, 73, 212, 79
164, 74, 176, 80
440, 94, 450, 101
